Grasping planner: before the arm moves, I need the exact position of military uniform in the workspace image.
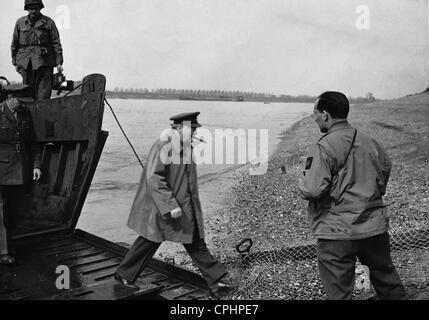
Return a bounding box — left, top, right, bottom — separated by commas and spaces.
116, 113, 231, 293
0, 85, 41, 258
298, 120, 406, 300
11, 0, 63, 101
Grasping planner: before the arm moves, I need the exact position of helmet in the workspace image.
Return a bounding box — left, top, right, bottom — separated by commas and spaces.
24, 0, 44, 10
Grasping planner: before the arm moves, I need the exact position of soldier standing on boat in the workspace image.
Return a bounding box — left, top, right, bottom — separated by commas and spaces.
11, 0, 64, 101
298, 91, 406, 300
114, 112, 236, 298
0, 84, 42, 265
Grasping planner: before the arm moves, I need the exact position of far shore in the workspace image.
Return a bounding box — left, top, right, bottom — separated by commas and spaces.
104, 91, 376, 105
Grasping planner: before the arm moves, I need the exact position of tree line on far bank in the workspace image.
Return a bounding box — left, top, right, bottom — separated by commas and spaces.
106, 87, 377, 104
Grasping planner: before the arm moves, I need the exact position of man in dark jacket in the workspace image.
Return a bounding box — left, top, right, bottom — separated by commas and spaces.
0, 84, 42, 264
114, 112, 236, 298
298, 91, 406, 300
11, 0, 64, 101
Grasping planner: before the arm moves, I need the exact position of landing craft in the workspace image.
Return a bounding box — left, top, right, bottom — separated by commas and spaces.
0, 74, 214, 300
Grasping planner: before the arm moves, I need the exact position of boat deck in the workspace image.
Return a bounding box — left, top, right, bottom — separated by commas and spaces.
0, 230, 212, 300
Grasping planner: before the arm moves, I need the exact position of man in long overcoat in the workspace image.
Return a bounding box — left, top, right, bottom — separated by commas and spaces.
0, 84, 42, 264
115, 112, 236, 297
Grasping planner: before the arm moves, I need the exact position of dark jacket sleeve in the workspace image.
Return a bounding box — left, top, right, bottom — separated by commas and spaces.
146, 144, 179, 215
11, 21, 20, 66
49, 20, 63, 66
298, 144, 335, 200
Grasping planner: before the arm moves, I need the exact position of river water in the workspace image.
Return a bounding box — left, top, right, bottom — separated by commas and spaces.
77, 99, 313, 243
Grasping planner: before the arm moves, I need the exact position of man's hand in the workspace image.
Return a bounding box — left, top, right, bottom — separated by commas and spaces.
33, 168, 42, 182
170, 207, 183, 219
57, 65, 64, 73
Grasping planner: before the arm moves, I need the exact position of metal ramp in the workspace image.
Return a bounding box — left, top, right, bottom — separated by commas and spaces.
0, 230, 212, 300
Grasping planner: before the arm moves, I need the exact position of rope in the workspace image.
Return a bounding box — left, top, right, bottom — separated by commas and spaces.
63, 82, 83, 97
62, 81, 144, 169
104, 98, 145, 169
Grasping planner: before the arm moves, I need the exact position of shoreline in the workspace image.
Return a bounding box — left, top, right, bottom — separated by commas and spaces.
207, 114, 317, 257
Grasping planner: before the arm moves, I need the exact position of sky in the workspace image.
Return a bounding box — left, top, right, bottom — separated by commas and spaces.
0, 0, 428, 98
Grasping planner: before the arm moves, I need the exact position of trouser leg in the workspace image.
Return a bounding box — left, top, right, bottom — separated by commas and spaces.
35, 67, 53, 101
21, 63, 36, 100
183, 238, 227, 289
0, 187, 8, 255
357, 233, 407, 300
317, 239, 357, 300
116, 236, 161, 283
